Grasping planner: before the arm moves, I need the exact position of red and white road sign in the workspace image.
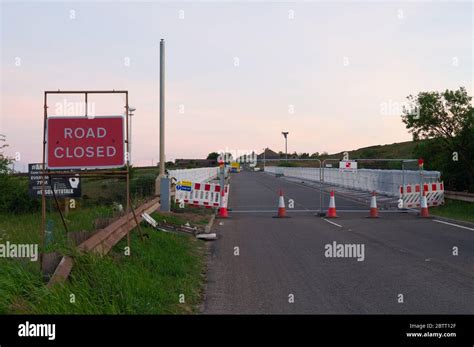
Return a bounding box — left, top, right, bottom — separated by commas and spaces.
418, 158, 424, 169
46, 116, 125, 169
339, 160, 357, 172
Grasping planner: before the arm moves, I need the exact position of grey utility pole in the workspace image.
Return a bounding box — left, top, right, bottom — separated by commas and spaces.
282, 132, 289, 159
157, 39, 170, 210
159, 39, 166, 177
263, 147, 266, 170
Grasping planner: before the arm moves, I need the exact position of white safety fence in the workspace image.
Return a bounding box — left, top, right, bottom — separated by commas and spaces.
264, 166, 441, 197
168, 167, 219, 183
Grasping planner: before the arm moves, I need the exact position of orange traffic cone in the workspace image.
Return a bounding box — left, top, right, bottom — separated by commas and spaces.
327, 191, 338, 218
419, 192, 430, 218
367, 191, 379, 218
217, 189, 229, 218
273, 189, 290, 218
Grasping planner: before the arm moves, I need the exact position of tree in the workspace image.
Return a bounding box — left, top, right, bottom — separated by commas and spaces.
0, 134, 11, 174
299, 153, 310, 159
206, 152, 219, 160
401, 87, 474, 191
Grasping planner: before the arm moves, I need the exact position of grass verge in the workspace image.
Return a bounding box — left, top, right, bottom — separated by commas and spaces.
0, 209, 207, 314
430, 199, 474, 223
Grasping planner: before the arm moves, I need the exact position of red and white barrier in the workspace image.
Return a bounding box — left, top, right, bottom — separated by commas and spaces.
399, 182, 444, 208
175, 181, 229, 209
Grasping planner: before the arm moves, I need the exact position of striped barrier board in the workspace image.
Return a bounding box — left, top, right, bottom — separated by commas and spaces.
175, 181, 229, 208
399, 182, 444, 208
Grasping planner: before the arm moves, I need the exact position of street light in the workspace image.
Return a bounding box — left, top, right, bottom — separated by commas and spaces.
282, 132, 289, 159
128, 107, 136, 165
262, 147, 266, 170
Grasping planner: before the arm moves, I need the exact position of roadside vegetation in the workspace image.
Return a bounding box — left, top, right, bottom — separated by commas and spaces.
0, 225, 206, 314
0, 203, 209, 314
430, 199, 474, 224
0, 138, 209, 314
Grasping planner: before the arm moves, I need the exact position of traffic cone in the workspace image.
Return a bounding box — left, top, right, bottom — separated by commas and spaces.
419, 192, 430, 218
273, 189, 290, 218
217, 189, 228, 218
327, 191, 338, 218
367, 191, 379, 218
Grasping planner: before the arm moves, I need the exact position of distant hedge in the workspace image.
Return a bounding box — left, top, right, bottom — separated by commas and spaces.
277, 162, 298, 167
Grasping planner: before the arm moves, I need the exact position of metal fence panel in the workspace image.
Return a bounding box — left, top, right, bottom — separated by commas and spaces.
168, 167, 219, 183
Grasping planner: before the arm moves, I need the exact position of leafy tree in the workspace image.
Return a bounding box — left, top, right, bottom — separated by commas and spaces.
401, 87, 474, 191
0, 134, 11, 174
206, 152, 219, 160
299, 153, 310, 159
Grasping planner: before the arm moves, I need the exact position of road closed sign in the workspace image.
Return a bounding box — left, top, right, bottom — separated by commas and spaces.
47, 116, 125, 169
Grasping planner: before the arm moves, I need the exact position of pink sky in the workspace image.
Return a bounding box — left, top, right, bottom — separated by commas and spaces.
1, 1, 472, 170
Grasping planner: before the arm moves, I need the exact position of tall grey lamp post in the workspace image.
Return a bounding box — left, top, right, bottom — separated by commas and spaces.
159, 39, 165, 177
282, 132, 289, 159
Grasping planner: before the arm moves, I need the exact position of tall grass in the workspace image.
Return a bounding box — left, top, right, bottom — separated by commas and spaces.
0, 226, 206, 314
0, 196, 207, 314
0, 205, 115, 253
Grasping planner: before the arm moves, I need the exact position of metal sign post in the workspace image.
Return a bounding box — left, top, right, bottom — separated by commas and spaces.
41, 90, 130, 270
418, 158, 424, 207
219, 157, 225, 194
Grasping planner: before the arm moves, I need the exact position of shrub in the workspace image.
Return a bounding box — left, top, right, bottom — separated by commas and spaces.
0, 175, 40, 214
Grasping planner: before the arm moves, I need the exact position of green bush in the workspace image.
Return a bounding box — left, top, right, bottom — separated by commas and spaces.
0, 175, 40, 214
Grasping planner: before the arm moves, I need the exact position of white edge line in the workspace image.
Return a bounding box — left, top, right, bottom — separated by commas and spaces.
230, 209, 406, 213
433, 219, 474, 231
322, 218, 343, 228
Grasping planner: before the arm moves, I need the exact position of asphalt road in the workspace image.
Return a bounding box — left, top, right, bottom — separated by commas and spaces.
203, 170, 474, 314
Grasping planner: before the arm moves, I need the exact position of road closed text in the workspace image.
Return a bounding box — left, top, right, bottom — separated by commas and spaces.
47, 116, 125, 169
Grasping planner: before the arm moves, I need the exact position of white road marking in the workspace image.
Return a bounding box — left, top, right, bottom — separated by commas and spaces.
230, 209, 401, 213
231, 209, 317, 213
433, 219, 474, 231
322, 218, 343, 228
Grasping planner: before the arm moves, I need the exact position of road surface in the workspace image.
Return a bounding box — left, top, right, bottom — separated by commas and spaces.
203, 170, 474, 314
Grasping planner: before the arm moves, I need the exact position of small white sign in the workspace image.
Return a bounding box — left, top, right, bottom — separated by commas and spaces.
339, 160, 357, 172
